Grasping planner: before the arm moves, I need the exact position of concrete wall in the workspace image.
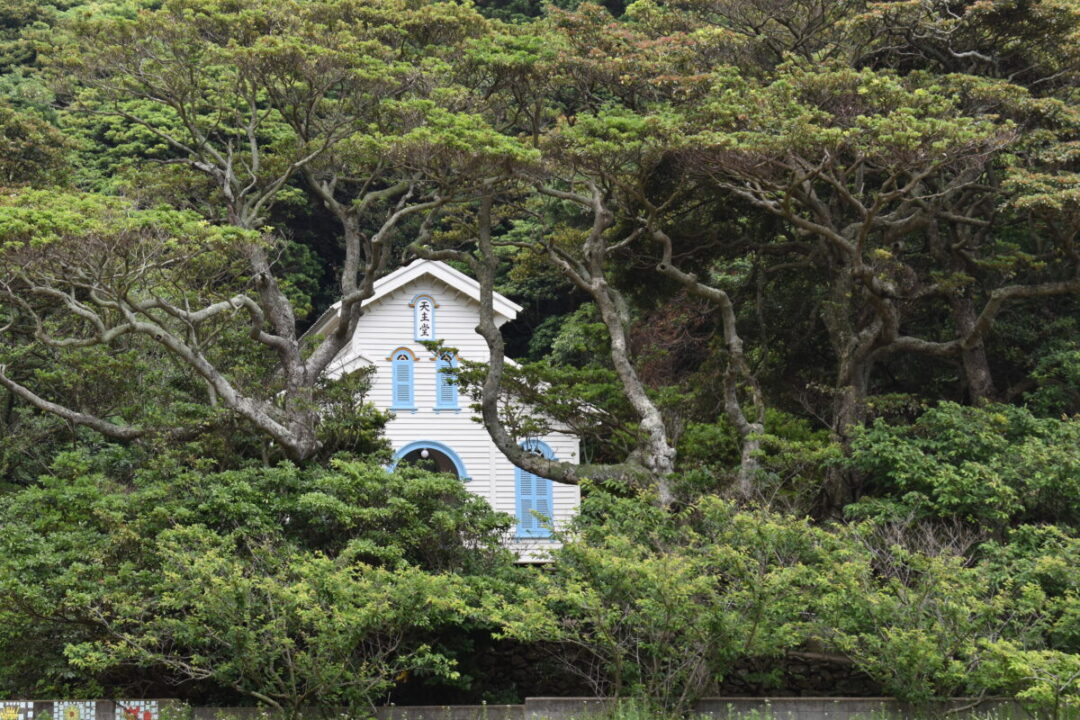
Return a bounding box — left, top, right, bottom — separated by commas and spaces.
694, 698, 1028, 720
377, 705, 523, 720
5, 697, 1029, 720
0, 700, 182, 720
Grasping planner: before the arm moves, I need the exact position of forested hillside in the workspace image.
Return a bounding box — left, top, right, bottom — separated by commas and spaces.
0, 0, 1078, 715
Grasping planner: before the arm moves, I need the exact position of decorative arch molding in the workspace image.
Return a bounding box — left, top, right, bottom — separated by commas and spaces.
520, 438, 556, 459
385, 346, 417, 361
408, 293, 440, 308
391, 440, 470, 481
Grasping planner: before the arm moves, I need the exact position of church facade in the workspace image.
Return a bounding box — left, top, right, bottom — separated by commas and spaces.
309, 259, 581, 559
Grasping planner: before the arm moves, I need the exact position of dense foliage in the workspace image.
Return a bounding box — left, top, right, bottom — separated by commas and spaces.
0, 452, 515, 710
494, 487, 1080, 711
1, 0, 1079, 715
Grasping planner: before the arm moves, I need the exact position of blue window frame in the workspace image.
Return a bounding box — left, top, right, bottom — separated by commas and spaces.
388, 347, 416, 410
516, 439, 555, 539
435, 352, 459, 410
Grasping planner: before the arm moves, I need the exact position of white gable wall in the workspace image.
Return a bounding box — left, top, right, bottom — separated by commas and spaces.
325, 272, 580, 560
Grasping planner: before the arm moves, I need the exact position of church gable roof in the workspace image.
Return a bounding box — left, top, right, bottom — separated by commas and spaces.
305, 259, 523, 339
366, 259, 522, 318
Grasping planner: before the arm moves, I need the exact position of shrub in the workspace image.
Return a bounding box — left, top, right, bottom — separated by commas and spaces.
489, 485, 834, 715
0, 452, 517, 708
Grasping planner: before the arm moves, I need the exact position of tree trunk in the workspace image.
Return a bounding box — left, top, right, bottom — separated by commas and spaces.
654, 229, 765, 501
824, 320, 875, 515
951, 294, 997, 403
591, 279, 677, 505
722, 349, 764, 500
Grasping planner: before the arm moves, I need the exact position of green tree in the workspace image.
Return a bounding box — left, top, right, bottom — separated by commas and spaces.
847, 403, 1080, 530
0, 0, 533, 460
814, 518, 1080, 706
490, 487, 831, 713
69, 529, 472, 719
0, 102, 69, 185
0, 453, 516, 704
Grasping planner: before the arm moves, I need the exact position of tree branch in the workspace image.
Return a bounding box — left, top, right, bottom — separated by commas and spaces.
0, 366, 146, 440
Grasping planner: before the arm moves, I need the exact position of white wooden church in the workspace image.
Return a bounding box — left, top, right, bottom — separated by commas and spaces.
309, 259, 581, 559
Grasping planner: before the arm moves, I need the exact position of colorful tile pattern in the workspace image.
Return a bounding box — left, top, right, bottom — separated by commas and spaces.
115, 701, 158, 720
54, 701, 95, 720
0, 702, 33, 720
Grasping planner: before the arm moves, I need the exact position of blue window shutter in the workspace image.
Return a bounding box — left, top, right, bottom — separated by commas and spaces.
516, 467, 552, 538
534, 476, 552, 534
391, 352, 414, 409
435, 354, 458, 409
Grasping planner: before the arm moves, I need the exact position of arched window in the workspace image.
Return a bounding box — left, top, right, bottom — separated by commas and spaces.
516, 439, 555, 539
410, 294, 437, 341
392, 441, 469, 481
435, 352, 459, 410
388, 347, 416, 410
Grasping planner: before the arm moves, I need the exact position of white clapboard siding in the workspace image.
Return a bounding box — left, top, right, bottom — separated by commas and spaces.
323, 262, 581, 562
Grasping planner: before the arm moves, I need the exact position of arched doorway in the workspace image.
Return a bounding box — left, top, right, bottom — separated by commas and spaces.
392, 441, 469, 481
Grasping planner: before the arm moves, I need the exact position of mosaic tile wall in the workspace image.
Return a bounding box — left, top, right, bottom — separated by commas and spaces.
54, 701, 97, 720
0, 702, 34, 720
115, 701, 159, 720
